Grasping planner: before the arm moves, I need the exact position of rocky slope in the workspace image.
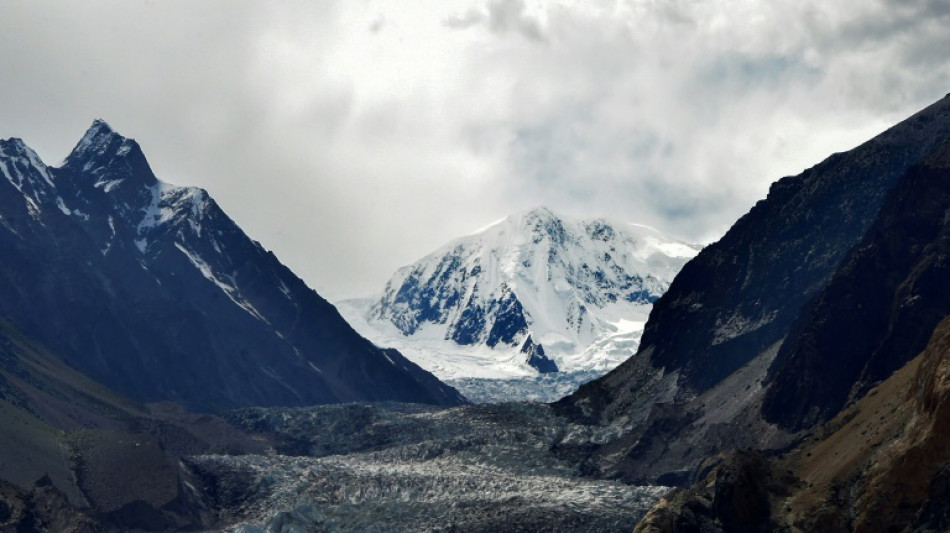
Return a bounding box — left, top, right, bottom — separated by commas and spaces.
342, 207, 697, 401
762, 138, 950, 430
556, 93, 950, 483
636, 315, 950, 533
0, 122, 465, 410
0, 318, 271, 531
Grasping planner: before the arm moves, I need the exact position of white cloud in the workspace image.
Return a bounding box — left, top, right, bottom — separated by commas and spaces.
0, 0, 947, 298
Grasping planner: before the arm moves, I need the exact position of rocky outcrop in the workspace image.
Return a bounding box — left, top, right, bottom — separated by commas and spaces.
521, 335, 558, 373
635, 450, 795, 533
636, 315, 950, 533
0, 475, 101, 533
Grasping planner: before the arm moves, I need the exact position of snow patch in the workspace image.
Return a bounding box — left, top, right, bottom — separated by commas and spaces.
55, 197, 71, 215
174, 242, 267, 322
278, 279, 293, 300
0, 161, 14, 191
24, 145, 54, 188
94, 178, 123, 192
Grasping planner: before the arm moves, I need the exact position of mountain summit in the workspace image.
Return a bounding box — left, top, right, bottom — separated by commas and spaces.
341, 207, 698, 401
0, 121, 466, 409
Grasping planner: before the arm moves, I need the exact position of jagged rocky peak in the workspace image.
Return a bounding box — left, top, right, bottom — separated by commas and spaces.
63, 119, 157, 191
0, 136, 57, 205
68, 119, 132, 160
0, 136, 42, 161
48, 120, 219, 251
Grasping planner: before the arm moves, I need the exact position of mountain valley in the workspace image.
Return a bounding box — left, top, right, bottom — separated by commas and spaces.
2, 93, 950, 532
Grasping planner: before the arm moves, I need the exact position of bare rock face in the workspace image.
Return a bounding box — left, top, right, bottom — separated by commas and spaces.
763, 139, 950, 430
565, 93, 950, 427
635, 315, 950, 533
0, 475, 101, 533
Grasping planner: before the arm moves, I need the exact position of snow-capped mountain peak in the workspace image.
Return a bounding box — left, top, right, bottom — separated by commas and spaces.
66, 120, 152, 180
340, 207, 700, 401
0, 138, 58, 212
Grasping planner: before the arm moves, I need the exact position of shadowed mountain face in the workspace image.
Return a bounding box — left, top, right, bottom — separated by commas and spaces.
0, 121, 466, 410
763, 139, 950, 430
0, 318, 270, 531
563, 94, 950, 424
551, 94, 950, 488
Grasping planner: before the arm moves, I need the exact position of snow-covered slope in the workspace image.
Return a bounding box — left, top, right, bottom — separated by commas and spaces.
339, 207, 699, 402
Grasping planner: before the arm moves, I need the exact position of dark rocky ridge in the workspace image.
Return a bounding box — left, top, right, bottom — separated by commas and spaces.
763, 138, 950, 430
0, 122, 465, 410
553, 93, 950, 487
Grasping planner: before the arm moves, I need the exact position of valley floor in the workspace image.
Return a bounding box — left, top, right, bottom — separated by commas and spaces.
186, 402, 665, 532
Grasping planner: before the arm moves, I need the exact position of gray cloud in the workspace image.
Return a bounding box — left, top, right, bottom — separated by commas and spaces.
0, 0, 948, 299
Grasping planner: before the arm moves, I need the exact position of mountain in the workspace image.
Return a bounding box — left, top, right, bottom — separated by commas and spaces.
636, 314, 950, 533
0, 317, 269, 531
556, 93, 950, 484
761, 138, 950, 430
340, 207, 698, 401
0, 121, 466, 410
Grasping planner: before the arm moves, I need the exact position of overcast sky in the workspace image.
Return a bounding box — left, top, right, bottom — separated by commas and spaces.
1, 1, 948, 299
